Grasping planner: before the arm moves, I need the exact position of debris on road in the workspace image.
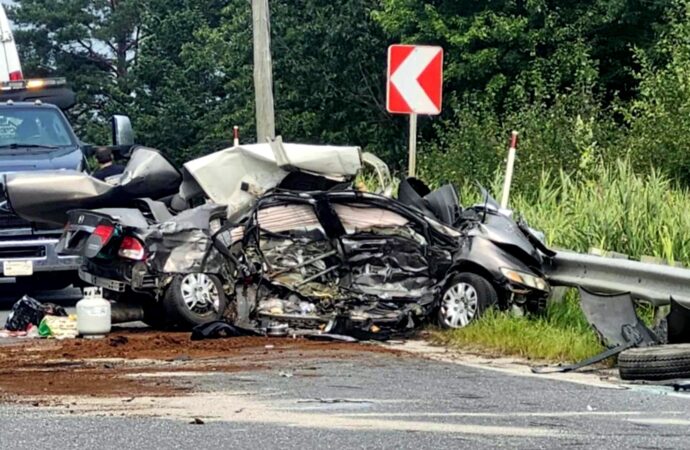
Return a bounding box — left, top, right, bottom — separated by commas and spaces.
618, 344, 690, 381
0, 330, 400, 399
4, 295, 67, 333
190, 321, 260, 340
76, 287, 112, 338
38, 315, 78, 339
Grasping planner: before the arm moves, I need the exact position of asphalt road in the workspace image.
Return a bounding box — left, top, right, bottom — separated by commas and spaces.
1, 345, 690, 448
1, 289, 690, 449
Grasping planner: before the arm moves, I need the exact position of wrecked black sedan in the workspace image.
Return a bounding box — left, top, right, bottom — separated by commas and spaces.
213, 183, 552, 337
4, 136, 551, 333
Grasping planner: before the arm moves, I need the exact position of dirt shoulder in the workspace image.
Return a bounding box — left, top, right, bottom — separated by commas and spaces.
0, 327, 402, 400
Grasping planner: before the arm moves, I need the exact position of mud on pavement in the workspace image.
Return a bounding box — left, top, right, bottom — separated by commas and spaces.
0, 328, 402, 401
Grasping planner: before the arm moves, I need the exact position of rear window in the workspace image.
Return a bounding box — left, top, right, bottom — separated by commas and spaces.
0, 107, 75, 147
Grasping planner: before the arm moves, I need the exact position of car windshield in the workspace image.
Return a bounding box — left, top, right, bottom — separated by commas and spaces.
0, 107, 75, 149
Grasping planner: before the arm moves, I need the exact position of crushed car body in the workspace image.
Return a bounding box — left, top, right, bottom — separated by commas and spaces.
3, 137, 552, 333
219, 190, 460, 337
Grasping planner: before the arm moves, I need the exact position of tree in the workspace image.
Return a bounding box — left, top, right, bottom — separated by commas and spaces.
9, 0, 144, 142
129, 0, 406, 163
625, 1, 690, 182
373, 0, 668, 111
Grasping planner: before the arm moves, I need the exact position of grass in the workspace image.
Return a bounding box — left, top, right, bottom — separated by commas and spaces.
431, 294, 605, 363
435, 159, 690, 362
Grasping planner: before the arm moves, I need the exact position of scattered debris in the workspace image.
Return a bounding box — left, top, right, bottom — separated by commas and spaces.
0, 331, 397, 398
190, 321, 260, 341
109, 336, 129, 347
305, 334, 358, 343
4, 295, 66, 332
38, 315, 78, 339
619, 344, 690, 381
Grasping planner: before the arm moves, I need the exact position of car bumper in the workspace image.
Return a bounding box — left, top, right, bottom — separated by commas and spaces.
78, 269, 126, 292
0, 237, 81, 275
79, 260, 159, 293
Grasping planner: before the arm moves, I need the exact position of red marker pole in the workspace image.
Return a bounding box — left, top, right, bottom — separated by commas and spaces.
233, 126, 240, 146
500, 131, 519, 209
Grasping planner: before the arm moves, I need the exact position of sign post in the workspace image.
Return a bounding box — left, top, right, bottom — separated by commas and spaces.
386, 44, 443, 177
408, 114, 417, 177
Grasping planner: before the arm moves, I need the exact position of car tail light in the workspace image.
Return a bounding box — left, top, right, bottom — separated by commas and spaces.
118, 236, 145, 260
92, 224, 115, 246
9, 71, 23, 81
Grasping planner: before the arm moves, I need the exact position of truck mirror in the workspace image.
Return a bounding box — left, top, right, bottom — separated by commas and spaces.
82, 144, 94, 157
111, 115, 134, 147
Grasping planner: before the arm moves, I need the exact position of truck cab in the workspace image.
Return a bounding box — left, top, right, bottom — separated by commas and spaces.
0, 78, 133, 290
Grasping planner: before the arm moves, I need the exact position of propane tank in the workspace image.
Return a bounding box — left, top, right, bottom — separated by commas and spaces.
76, 287, 112, 338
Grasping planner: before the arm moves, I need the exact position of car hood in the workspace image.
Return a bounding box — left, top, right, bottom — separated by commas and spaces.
472, 212, 542, 266
0, 146, 82, 172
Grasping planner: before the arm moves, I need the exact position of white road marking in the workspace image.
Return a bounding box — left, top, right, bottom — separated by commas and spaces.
335, 411, 686, 418
627, 418, 690, 426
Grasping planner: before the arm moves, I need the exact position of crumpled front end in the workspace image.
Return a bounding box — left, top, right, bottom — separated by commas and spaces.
226, 192, 455, 338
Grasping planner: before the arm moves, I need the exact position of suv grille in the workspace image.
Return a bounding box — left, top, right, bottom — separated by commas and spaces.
0, 211, 31, 229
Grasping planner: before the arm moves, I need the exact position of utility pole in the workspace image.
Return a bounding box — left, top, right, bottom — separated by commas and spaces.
252, 0, 276, 142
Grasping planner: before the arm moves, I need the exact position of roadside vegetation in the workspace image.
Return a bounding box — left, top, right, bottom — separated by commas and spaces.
437, 160, 690, 362
431, 295, 604, 363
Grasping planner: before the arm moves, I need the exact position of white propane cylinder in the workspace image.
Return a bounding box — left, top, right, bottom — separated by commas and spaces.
76, 287, 112, 338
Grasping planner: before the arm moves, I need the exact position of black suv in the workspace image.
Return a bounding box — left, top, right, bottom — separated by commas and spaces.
0, 78, 133, 290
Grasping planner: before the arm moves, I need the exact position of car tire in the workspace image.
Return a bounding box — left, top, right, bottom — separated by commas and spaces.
437, 272, 498, 329
162, 273, 227, 330
142, 301, 172, 330
618, 344, 690, 381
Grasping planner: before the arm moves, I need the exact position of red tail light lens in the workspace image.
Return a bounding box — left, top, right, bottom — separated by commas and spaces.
118, 236, 145, 260
92, 224, 115, 246
9, 71, 23, 81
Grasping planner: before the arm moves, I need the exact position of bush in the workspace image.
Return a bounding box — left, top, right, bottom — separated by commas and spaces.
509, 160, 690, 264
418, 93, 622, 193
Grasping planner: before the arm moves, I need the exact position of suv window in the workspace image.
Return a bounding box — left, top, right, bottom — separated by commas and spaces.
0, 108, 75, 148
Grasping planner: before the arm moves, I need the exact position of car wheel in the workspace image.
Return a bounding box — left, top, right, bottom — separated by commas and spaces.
438, 272, 498, 329
618, 344, 690, 381
142, 301, 171, 330
162, 273, 227, 330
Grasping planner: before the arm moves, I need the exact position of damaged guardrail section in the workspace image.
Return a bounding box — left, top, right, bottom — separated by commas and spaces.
545, 250, 690, 308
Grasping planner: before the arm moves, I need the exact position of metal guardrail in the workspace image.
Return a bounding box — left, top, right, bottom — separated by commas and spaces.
545, 250, 690, 308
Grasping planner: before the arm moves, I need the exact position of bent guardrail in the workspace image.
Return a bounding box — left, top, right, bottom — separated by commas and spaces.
545, 250, 690, 308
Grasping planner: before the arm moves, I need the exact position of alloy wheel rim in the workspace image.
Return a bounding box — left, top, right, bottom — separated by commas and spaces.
440, 282, 478, 328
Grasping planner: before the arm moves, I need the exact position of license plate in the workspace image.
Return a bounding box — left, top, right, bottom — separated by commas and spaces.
3, 260, 34, 276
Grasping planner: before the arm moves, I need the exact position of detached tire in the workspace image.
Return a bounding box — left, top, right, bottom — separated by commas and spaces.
437, 272, 498, 329
618, 344, 690, 381
162, 273, 227, 330
142, 301, 171, 330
